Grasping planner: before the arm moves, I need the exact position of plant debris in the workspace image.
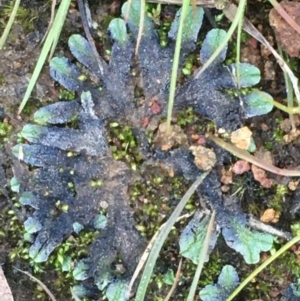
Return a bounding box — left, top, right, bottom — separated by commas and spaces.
269, 0, 300, 58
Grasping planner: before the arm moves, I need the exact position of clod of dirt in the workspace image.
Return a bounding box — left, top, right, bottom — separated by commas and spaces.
250, 148, 274, 187
232, 160, 251, 174
230, 126, 252, 150
269, 1, 300, 57
154, 122, 188, 151
189, 145, 216, 171
283, 129, 300, 143
220, 168, 233, 185
260, 208, 280, 224
288, 180, 299, 191
251, 165, 273, 188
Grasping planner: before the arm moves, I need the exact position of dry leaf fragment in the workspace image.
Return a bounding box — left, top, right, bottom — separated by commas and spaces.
189, 145, 216, 171
150, 101, 161, 114
255, 148, 273, 165
260, 208, 280, 223
251, 165, 273, 188
269, 1, 300, 57
0, 266, 14, 301
154, 122, 188, 151
232, 160, 251, 174
230, 126, 252, 150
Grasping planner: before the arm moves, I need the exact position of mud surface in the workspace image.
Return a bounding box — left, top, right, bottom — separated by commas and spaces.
1, 1, 300, 301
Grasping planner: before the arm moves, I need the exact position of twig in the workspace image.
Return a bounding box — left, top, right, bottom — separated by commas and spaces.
77, 0, 105, 76
135, 0, 146, 55
269, 0, 300, 36
164, 258, 183, 301
249, 216, 292, 241
39, 0, 57, 46
13, 267, 57, 301
209, 135, 300, 177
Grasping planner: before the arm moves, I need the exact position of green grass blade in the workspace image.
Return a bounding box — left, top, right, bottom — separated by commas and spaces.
18, 0, 72, 114
166, 0, 190, 131
235, 3, 246, 88
0, 0, 21, 49
135, 171, 210, 301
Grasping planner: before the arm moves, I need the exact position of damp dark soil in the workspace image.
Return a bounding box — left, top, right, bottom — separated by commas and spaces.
1, 1, 300, 301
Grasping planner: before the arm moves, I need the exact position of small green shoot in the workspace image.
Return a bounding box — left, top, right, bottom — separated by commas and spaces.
0, 0, 21, 49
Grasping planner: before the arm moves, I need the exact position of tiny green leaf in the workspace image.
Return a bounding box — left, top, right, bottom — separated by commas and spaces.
168, 6, 204, 44
199, 265, 239, 301
71, 285, 87, 299
20, 124, 42, 141
61, 255, 72, 272
200, 29, 228, 65
10, 176, 20, 193
222, 217, 274, 264
108, 18, 129, 45
73, 222, 84, 233
95, 271, 111, 290
163, 269, 175, 285
106, 280, 127, 301
243, 90, 274, 118
33, 109, 51, 125
73, 260, 89, 281
218, 265, 239, 291
121, 0, 154, 37
179, 212, 218, 264
228, 63, 261, 87
50, 57, 82, 91
68, 35, 106, 76
94, 214, 107, 230
19, 191, 39, 209
24, 217, 42, 234
34, 101, 80, 125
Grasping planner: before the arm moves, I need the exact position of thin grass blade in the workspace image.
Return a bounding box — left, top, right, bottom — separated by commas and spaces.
135, 171, 210, 301
18, 0, 72, 114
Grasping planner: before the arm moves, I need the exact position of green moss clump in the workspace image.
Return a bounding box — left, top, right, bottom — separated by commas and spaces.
59, 88, 76, 100
0, 2, 38, 33
108, 122, 142, 169
0, 121, 12, 141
